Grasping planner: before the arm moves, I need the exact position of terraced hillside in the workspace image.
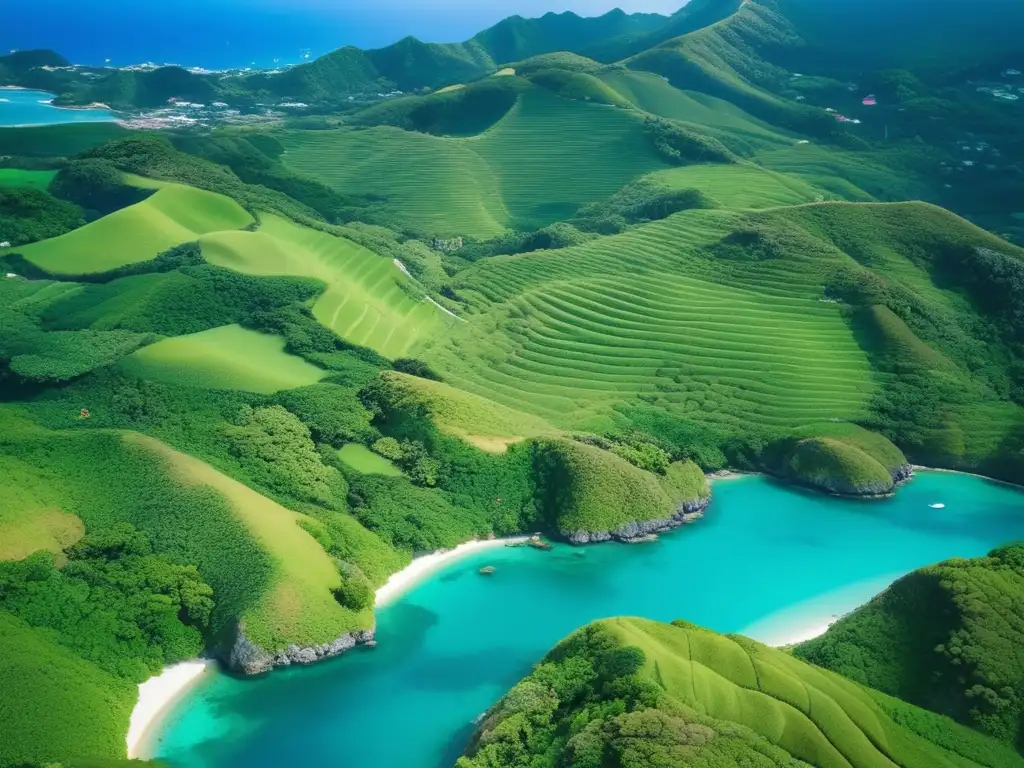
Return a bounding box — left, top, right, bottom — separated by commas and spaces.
278, 86, 671, 235
650, 162, 830, 207
278, 127, 509, 238
6, 181, 253, 275
426, 207, 878, 432
201, 214, 448, 358
460, 617, 1024, 768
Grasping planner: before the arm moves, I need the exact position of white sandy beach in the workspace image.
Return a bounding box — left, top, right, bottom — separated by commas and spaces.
127, 659, 214, 758
376, 536, 530, 606
126, 535, 530, 757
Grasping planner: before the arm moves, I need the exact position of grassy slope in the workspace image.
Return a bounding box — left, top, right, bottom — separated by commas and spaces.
0, 168, 57, 190
279, 84, 671, 235
462, 616, 1023, 768
648, 161, 828, 208
426, 207, 877, 434
278, 126, 509, 238
381, 371, 560, 452
130, 434, 371, 650
795, 544, 1024, 748
0, 611, 135, 768
613, 617, 1023, 768
465, 87, 667, 227
599, 68, 790, 149
201, 214, 446, 358
425, 199, 1024, 472
538, 440, 698, 536
10, 181, 252, 274
0, 409, 368, 653
119, 324, 327, 394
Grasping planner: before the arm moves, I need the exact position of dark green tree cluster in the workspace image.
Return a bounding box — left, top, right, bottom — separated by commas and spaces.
224, 405, 349, 509
796, 544, 1024, 749
0, 186, 84, 246
48, 159, 153, 219
643, 116, 736, 165
0, 524, 213, 682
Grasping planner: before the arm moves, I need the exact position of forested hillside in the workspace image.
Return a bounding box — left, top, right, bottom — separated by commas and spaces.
458, 613, 1024, 768
1, 0, 1023, 765
796, 544, 1024, 750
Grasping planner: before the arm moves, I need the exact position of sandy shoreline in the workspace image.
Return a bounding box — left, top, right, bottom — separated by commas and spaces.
127, 535, 530, 757
127, 659, 215, 758
913, 465, 1024, 490
376, 536, 530, 606
768, 620, 836, 647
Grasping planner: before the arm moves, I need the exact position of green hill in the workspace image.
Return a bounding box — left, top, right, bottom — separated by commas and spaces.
459, 616, 1024, 768
796, 544, 1024, 749
7, 180, 253, 275
200, 213, 449, 358
422, 201, 1024, 480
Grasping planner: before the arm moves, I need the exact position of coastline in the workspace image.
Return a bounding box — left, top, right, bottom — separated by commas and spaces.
376, 536, 530, 606
913, 465, 1024, 490
126, 659, 215, 759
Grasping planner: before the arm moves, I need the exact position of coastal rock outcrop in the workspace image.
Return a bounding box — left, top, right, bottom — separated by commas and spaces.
223, 624, 376, 676
565, 496, 710, 545
892, 464, 914, 485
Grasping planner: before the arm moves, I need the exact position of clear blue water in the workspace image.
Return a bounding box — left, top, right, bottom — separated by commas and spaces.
3, 3, 678, 70
155, 473, 1024, 768
0, 90, 115, 127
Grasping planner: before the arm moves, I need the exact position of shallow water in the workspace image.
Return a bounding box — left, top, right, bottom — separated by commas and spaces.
0, 89, 115, 127
155, 472, 1024, 768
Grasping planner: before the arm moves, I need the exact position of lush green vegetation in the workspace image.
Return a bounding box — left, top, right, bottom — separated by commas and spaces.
3, 0, 1024, 763
0, 185, 85, 247
535, 440, 705, 538
761, 425, 909, 497
796, 544, 1024, 749
120, 325, 327, 394
12, 180, 252, 275
0, 612, 135, 767
459, 616, 1024, 768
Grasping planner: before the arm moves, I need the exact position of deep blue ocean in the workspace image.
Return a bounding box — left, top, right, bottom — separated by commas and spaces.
2, 1, 674, 70
4, 1, 511, 70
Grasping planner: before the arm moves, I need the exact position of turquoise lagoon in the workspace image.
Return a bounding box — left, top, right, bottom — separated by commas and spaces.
0, 89, 115, 126
155, 472, 1024, 768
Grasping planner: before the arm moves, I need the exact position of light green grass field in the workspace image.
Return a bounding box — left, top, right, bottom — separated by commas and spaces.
0, 453, 83, 562
599, 70, 788, 148
278, 86, 671, 235
12, 182, 253, 275
201, 214, 447, 358
120, 324, 326, 394
756, 144, 932, 202
382, 371, 561, 452
278, 127, 509, 238
465, 88, 668, 226
426, 208, 878, 433
337, 443, 404, 476
0, 168, 57, 190
649, 162, 829, 208
132, 434, 370, 650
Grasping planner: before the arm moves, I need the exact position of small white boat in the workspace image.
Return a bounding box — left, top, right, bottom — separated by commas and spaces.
929, 503, 946, 509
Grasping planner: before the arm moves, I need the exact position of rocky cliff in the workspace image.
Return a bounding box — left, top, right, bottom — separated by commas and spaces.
223, 624, 376, 676
565, 495, 710, 545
